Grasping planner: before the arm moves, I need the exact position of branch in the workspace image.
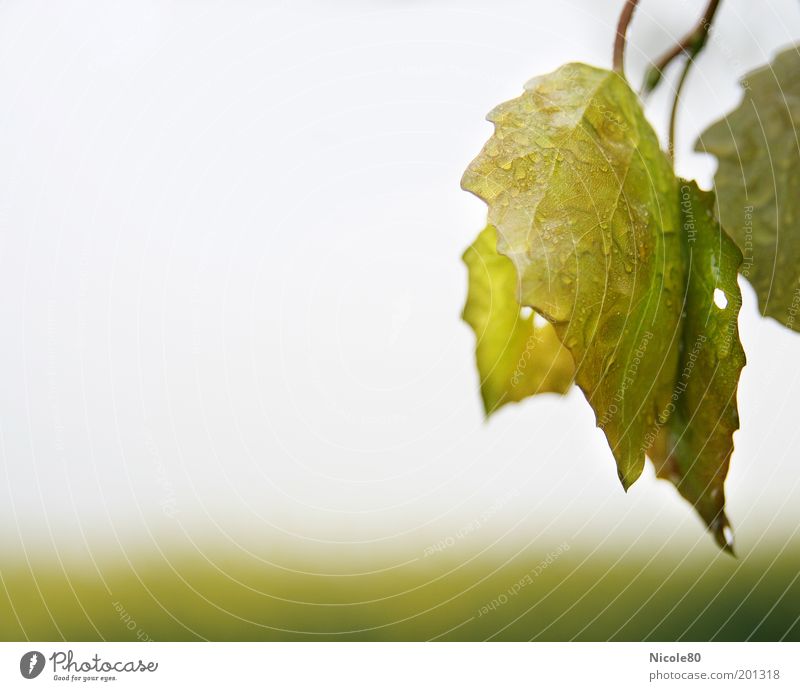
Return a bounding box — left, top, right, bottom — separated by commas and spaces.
667, 56, 693, 163
643, 0, 722, 94
613, 0, 641, 77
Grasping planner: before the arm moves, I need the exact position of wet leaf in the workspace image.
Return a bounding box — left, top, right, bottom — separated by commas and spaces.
696, 45, 800, 331
649, 182, 746, 553
462, 225, 575, 415
462, 63, 683, 489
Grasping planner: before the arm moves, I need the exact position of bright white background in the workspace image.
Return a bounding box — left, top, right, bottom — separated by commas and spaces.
0, 0, 798, 563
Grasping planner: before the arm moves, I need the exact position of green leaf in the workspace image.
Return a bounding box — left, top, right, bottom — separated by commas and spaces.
461, 63, 683, 490
696, 45, 800, 331
462, 225, 575, 415
649, 182, 746, 552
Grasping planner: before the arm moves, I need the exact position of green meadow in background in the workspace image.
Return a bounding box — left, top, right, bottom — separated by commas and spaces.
3, 533, 798, 641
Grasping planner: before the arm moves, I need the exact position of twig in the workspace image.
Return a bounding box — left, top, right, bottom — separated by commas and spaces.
613, 0, 642, 78
643, 0, 722, 94
667, 55, 693, 163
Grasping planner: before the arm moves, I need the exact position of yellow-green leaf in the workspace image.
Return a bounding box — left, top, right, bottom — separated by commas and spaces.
649, 182, 746, 553
462, 225, 575, 415
462, 63, 683, 489
696, 45, 800, 331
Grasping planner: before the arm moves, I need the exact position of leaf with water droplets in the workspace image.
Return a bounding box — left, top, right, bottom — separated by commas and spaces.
462, 63, 683, 490
462, 225, 575, 415
649, 182, 746, 553
696, 45, 800, 331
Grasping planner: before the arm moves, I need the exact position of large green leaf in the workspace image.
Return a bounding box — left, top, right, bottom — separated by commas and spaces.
462, 225, 575, 415
462, 63, 683, 489
696, 45, 800, 331
649, 182, 746, 552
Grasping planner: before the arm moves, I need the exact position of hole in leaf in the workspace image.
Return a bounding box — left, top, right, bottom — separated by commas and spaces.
520, 306, 533, 319
533, 313, 548, 328
713, 288, 728, 309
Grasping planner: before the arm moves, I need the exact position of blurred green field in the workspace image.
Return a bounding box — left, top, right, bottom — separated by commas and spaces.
2, 534, 798, 641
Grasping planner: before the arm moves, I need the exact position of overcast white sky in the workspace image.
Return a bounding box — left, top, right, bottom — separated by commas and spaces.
0, 0, 799, 563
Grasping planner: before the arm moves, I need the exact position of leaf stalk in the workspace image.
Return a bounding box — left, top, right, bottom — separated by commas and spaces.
643, 0, 722, 95
613, 0, 642, 77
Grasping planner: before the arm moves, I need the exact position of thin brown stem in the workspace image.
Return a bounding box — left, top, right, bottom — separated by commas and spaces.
643, 0, 722, 94
613, 0, 642, 77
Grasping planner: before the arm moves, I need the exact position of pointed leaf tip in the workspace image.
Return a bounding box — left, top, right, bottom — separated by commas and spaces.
649, 182, 745, 552
712, 514, 736, 556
